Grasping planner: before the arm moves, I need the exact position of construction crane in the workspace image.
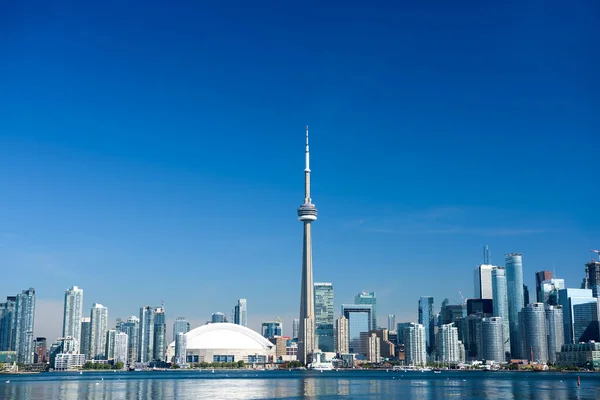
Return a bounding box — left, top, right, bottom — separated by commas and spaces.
592, 250, 600, 261
458, 290, 466, 304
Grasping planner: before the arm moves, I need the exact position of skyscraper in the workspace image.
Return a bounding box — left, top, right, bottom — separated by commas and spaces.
540, 278, 565, 305
404, 323, 426, 366
118, 316, 139, 366
314, 282, 334, 352
480, 317, 505, 363
341, 304, 372, 358
355, 292, 377, 329
211, 312, 226, 323
105, 329, 116, 360
297, 126, 318, 365
335, 316, 349, 354
519, 303, 548, 363
418, 296, 435, 353
113, 332, 128, 365
558, 288, 599, 344
535, 271, 553, 303
584, 260, 600, 298
505, 253, 524, 358
292, 319, 300, 340
0, 296, 16, 352
261, 319, 283, 338
436, 323, 460, 363
153, 307, 166, 361
173, 317, 190, 341
234, 299, 247, 327
491, 267, 510, 358
388, 314, 396, 332
33, 337, 47, 363
89, 303, 108, 360
15, 288, 36, 363
545, 305, 564, 363
175, 332, 187, 365
62, 286, 83, 353
138, 306, 155, 363
80, 317, 91, 359
474, 264, 497, 299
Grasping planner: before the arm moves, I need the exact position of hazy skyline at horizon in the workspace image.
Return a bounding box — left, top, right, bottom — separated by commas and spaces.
1, 1, 598, 341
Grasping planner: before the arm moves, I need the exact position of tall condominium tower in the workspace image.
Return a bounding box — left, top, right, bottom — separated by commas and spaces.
105, 329, 117, 360
314, 282, 334, 352
0, 296, 17, 352
292, 319, 299, 340
153, 307, 166, 361
62, 286, 83, 352
355, 292, 377, 329
491, 268, 510, 358
174, 332, 187, 365
404, 323, 427, 366
388, 314, 396, 332
118, 316, 139, 366
418, 296, 435, 353
435, 323, 460, 363
173, 317, 190, 341
505, 253, 524, 358
335, 316, 349, 354
519, 303, 548, 363
234, 299, 247, 327
138, 306, 155, 363
297, 126, 318, 365
535, 271, 553, 303
545, 305, 564, 363
89, 303, 108, 360
481, 317, 505, 363
80, 317, 91, 358
113, 332, 128, 365
474, 264, 497, 299
15, 288, 36, 363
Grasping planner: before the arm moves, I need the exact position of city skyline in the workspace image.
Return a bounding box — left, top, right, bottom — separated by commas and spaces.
1, 1, 598, 343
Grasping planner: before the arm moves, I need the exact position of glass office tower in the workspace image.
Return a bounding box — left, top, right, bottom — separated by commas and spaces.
418, 296, 435, 353
341, 304, 372, 359
314, 283, 334, 352
505, 253, 524, 358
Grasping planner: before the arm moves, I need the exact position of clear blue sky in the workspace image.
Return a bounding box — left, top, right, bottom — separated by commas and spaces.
1, 1, 598, 340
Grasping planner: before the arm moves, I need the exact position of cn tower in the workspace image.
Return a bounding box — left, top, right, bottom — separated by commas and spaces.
297, 125, 317, 365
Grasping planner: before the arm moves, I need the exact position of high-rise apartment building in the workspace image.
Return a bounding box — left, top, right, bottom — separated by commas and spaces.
114, 332, 128, 365
519, 303, 548, 363
545, 305, 564, 363
480, 317, 505, 363
436, 323, 460, 363
292, 319, 300, 340
474, 264, 497, 299
138, 306, 155, 363
535, 271, 553, 303
366, 333, 380, 363
80, 317, 91, 359
314, 283, 334, 352
355, 292, 377, 329
105, 329, 116, 360
15, 288, 36, 363
418, 296, 435, 353
173, 317, 190, 341
89, 303, 108, 360
153, 307, 166, 362
0, 296, 16, 352
175, 332, 187, 365
491, 267, 510, 358
62, 286, 83, 353
558, 288, 599, 344
261, 319, 283, 338
505, 253, 524, 358
388, 314, 396, 331
335, 316, 349, 354
404, 323, 426, 366
341, 304, 372, 358
34, 337, 47, 363
118, 316, 139, 366
233, 299, 247, 327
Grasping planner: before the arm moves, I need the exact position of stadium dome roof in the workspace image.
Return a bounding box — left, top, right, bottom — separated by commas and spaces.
171, 323, 275, 350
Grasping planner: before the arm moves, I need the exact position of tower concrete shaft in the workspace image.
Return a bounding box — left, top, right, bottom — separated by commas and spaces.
298, 126, 317, 365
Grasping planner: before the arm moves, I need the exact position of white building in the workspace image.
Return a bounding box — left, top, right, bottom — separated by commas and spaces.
436, 323, 460, 363
90, 303, 108, 360
404, 323, 426, 366
54, 353, 86, 370
366, 333, 380, 363
474, 264, 498, 299
166, 323, 275, 364
335, 316, 349, 354
175, 332, 187, 365
62, 286, 84, 353
114, 332, 128, 365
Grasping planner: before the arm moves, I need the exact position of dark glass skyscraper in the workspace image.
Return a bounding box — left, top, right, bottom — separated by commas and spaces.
506, 253, 524, 358
418, 296, 435, 353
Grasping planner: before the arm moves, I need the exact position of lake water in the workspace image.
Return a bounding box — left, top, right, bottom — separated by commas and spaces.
1, 370, 599, 399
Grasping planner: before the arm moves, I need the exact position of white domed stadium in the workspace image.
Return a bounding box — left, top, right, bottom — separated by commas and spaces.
167, 323, 275, 364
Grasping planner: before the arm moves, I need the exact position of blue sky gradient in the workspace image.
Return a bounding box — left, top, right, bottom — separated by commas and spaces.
1, 1, 599, 339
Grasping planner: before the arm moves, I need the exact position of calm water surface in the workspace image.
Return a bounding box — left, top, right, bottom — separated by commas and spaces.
1, 370, 599, 399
